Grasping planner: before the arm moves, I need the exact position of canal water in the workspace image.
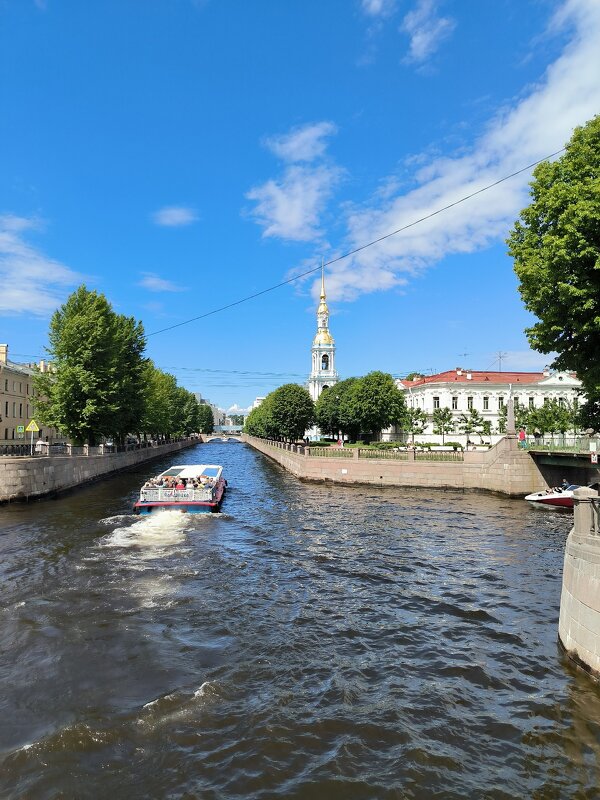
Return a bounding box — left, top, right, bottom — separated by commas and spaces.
0, 441, 598, 798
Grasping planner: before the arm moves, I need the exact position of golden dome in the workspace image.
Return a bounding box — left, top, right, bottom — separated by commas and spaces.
313, 330, 334, 346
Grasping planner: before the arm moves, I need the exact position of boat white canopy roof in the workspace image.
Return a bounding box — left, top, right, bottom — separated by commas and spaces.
158, 464, 223, 479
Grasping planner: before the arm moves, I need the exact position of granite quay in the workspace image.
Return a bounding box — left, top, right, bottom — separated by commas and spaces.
559, 485, 600, 677
243, 434, 547, 497
0, 437, 197, 503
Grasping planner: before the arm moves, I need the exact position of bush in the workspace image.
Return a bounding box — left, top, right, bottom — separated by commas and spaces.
444, 441, 464, 450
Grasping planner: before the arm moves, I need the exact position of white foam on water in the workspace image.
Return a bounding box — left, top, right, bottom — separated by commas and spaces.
99, 514, 136, 526
101, 509, 191, 552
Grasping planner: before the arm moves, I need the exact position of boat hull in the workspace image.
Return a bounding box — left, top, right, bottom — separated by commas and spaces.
525, 492, 574, 508
134, 479, 226, 514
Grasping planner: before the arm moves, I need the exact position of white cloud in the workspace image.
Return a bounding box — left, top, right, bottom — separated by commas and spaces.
152, 206, 199, 227
247, 164, 342, 242
265, 121, 337, 163
320, 0, 600, 304
0, 215, 83, 316
248, 122, 342, 241
138, 272, 185, 293
400, 0, 455, 63
227, 403, 250, 415
361, 0, 395, 17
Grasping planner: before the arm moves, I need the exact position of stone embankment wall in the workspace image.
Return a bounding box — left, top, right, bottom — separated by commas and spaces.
0, 439, 196, 503
559, 487, 600, 677
243, 435, 546, 496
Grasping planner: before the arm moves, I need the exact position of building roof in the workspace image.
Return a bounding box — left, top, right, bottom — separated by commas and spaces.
399, 369, 577, 388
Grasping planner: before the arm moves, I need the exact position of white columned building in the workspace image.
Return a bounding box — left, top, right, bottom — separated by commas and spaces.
307, 267, 339, 402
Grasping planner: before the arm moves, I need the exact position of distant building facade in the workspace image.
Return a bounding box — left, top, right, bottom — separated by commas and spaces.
0, 344, 60, 445
194, 393, 226, 427
384, 367, 582, 445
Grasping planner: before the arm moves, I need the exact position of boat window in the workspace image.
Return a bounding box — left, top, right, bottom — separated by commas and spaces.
201, 467, 220, 477
161, 468, 184, 477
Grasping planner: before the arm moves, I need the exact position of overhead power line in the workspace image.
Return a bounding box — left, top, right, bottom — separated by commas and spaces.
142, 146, 564, 338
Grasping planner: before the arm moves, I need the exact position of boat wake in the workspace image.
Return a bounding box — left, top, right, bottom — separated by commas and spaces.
100, 509, 192, 553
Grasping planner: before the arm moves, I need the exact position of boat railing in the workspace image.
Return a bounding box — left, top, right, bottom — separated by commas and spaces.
140, 487, 214, 502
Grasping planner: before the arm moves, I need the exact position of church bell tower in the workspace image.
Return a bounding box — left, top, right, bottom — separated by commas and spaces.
308, 264, 339, 402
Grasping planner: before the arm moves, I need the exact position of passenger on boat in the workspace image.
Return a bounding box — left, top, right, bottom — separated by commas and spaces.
175, 480, 185, 489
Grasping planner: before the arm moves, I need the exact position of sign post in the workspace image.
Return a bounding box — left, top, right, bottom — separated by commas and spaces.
25, 420, 40, 455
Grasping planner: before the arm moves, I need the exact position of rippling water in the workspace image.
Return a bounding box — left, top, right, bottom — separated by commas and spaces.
0, 442, 598, 798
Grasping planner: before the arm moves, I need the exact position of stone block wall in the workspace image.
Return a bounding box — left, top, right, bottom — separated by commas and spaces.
559, 487, 600, 677
0, 439, 196, 503
243, 435, 546, 496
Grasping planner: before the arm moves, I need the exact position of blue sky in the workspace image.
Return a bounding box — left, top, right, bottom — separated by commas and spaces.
1, 0, 599, 412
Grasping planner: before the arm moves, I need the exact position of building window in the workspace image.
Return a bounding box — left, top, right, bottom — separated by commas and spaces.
452, 396, 458, 410
433, 396, 440, 409
11, 429, 15, 440
19, 403, 22, 417
529, 396, 535, 409
19, 382, 22, 393
12, 402, 16, 416
514, 397, 519, 409
559, 397, 565, 407
498, 396, 505, 410
4, 401, 8, 417
467, 396, 473, 410
321, 354, 329, 370
544, 397, 550, 405
483, 396, 489, 410
4, 379, 7, 391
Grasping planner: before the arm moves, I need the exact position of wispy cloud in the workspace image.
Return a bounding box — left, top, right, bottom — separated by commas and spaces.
400, 0, 455, 64
152, 206, 199, 227
317, 0, 600, 304
0, 215, 82, 316
361, 0, 395, 17
138, 272, 185, 293
247, 122, 342, 242
265, 121, 337, 163
247, 165, 342, 242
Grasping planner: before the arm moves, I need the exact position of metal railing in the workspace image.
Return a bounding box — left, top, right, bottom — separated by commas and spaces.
359, 448, 410, 460
0, 438, 190, 458
140, 487, 213, 503
527, 436, 600, 454
415, 450, 464, 462
310, 447, 354, 458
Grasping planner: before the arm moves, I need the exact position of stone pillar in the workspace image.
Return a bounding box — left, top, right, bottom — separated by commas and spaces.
558, 486, 600, 677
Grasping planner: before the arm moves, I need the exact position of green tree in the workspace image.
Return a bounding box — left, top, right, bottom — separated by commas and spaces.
508, 115, 600, 422
403, 407, 428, 444
335, 378, 361, 441
348, 371, 406, 439
432, 407, 454, 444
197, 402, 215, 434
34, 285, 146, 445
315, 380, 360, 439
458, 409, 485, 444
269, 384, 315, 442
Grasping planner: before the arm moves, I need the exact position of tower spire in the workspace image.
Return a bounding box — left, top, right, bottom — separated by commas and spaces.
320, 258, 325, 300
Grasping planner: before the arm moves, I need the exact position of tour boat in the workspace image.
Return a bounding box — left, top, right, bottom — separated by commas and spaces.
524, 484, 580, 509
133, 464, 226, 514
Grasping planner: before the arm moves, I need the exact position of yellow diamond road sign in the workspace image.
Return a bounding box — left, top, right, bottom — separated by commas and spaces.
25, 420, 39, 433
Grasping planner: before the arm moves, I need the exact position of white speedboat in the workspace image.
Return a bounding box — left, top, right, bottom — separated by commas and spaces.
134, 464, 226, 514
525, 484, 580, 509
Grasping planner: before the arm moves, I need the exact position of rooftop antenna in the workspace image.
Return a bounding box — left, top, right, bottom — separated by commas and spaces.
496, 351, 508, 371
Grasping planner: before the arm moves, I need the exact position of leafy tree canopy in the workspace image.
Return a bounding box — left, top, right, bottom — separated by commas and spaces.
508, 115, 600, 413
348, 371, 406, 436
